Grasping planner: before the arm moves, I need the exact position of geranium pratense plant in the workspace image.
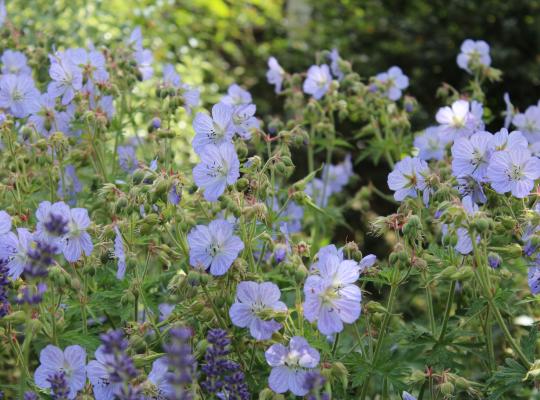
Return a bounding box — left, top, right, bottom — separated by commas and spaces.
1, 2, 540, 398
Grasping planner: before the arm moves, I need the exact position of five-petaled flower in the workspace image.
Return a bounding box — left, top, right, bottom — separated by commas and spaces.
187, 219, 244, 276
229, 281, 287, 340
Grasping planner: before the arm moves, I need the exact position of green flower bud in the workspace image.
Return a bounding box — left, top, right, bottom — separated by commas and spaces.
236, 140, 248, 160
439, 382, 454, 395
402, 215, 422, 240
200, 272, 210, 286
236, 178, 249, 191
331, 361, 349, 390
472, 217, 490, 233
1, 310, 27, 324
409, 369, 426, 383
365, 301, 387, 314
187, 271, 201, 286
132, 169, 146, 184
437, 265, 458, 280
115, 197, 128, 213
292, 191, 308, 204
294, 264, 308, 283
442, 231, 458, 247
453, 376, 473, 389
450, 266, 474, 281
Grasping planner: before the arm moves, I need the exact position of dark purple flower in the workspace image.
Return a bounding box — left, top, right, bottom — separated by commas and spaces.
15, 282, 47, 305
0, 261, 10, 317
168, 182, 182, 205
488, 253, 502, 269
46, 371, 70, 400
304, 371, 330, 400
99, 329, 138, 384
24, 240, 57, 278
164, 327, 196, 399
151, 117, 161, 129
202, 329, 250, 400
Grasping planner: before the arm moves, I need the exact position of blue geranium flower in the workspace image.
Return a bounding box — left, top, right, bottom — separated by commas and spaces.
192, 103, 234, 154
414, 126, 445, 161
63, 208, 93, 262
451, 131, 494, 182
457, 39, 491, 73
34, 345, 87, 400
387, 156, 429, 201
128, 27, 153, 81
48, 49, 83, 105
1, 50, 32, 76
265, 337, 320, 396
229, 281, 287, 340
28, 92, 70, 137
187, 219, 244, 276
487, 148, 540, 198
303, 64, 332, 100
512, 103, 540, 144
0, 74, 40, 118
374, 66, 409, 101
114, 226, 126, 280
221, 84, 252, 107
266, 56, 285, 94
192, 143, 240, 202
304, 253, 362, 335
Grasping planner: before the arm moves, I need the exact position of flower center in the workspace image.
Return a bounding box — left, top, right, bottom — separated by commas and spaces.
451, 114, 465, 128
284, 350, 301, 367
12, 89, 23, 102
208, 243, 221, 256
509, 164, 524, 180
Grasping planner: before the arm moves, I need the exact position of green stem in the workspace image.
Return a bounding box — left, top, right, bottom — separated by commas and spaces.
470, 231, 531, 367
360, 266, 400, 399
485, 308, 496, 371
331, 332, 340, 357
422, 270, 436, 335
438, 280, 456, 342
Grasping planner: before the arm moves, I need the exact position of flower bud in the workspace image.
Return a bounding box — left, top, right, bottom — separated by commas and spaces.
331, 361, 349, 390
439, 381, 454, 395
402, 215, 422, 240
187, 271, 201, 286
236, 177, 249, 192
132, 169, 146, 184
1, 310, 27, 324
488, 252, 502, 269
236, 140, 248, 160
294, 264, 308, 283
450, 266, 474, 281
472, 217, 490, 233
365, 301, 387, 314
